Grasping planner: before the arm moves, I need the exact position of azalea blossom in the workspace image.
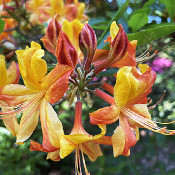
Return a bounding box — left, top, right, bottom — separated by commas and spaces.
30, 100, 106, 175
0, 42, 72, 144
90, 64, 175, 157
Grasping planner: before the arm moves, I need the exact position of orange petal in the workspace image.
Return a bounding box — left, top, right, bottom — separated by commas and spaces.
90, 105, 120, 125
41, 64, 72, 91
45, 68, 72, 104
92, 49, 109, 67
120, 114, 137, 156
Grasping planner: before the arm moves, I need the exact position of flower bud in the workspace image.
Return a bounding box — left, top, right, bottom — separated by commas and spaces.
56, 31, 78, 68
79, 23, 97, 71
41, 15, 61, 56
94, 25, 128, 74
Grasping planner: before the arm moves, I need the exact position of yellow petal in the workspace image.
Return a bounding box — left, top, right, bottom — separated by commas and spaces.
62, 20, 73, 42
114, 66, 139, 108
82, 142, 103, 162
40, 98, 64, 148
0, 100, 19, 136
46, 149, 60, 161
112, 126, 125, 157
16, 100, 40, 144
110, 21, 119, 40
0, 55, 7, 87
31, 49, 47, 82
138, 64, 150, 74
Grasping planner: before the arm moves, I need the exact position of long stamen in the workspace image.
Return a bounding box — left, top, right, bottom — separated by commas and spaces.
123, 107, 175, 135
148, 90, 166, 109
80, 144, 90, 175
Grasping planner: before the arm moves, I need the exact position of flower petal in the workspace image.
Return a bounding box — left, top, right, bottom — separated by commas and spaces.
114, 66, 139, 108
82, 142, 103, 161
0, 55, 7, 87
6, 61, 20, 84
40, 98, 64, 150
90, 105, 120, 125
16, 101, 40, 144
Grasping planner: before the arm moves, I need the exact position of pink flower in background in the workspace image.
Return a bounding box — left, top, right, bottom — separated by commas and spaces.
149, 56, 173, 73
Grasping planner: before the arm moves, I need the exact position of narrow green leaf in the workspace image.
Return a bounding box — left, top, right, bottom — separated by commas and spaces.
143, 0, 156, 7
128, 13, 148, 32
97, 0, 130, 45
0, 18, 5, 34
127, 24, 175, 46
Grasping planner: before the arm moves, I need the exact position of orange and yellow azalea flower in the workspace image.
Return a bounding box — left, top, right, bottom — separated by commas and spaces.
26, 0, 88, 24
90, 65, 175, 157
30, 101, 106, 174
0, 55, 20, 136
0, 42, 72, 144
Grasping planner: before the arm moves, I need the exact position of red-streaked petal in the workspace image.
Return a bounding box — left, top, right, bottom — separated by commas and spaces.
90, 105, 120, 125
92, 49, 109, 67
56, 31, 78, 68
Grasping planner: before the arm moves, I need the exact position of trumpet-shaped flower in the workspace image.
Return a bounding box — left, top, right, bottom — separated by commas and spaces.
30, 101, 107, 174
0, 55, 20, 136
0, 42, 72, 144
90, 65, 175, 157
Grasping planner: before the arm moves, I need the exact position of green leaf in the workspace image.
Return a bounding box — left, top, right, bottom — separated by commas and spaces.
131, 8, 152, 16
128, 13, 148, 32
97, 0, 130, 45
160, 0, 175, 20
0, 18, 5, 34
127, 24, 175, 46
143, 0, 156, 7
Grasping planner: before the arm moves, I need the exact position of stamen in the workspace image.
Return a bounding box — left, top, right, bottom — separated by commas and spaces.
122, 107, 175, 135
136, 44, 158, 63
148, 90, 166, 109
80, 144, 90, 175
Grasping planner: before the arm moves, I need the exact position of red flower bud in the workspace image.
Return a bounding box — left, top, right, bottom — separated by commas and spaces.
79, 23, 97, 71
41, 15, 61, 56
94, 25, 128, 74
56, 31, 78, 68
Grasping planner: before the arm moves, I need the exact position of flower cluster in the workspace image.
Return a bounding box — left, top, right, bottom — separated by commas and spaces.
0, 16, 175, 174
